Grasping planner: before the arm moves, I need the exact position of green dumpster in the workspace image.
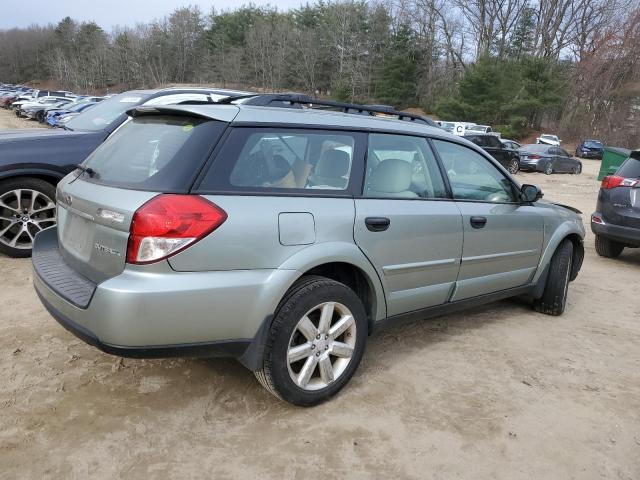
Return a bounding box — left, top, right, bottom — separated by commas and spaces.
598, 147, 631, 180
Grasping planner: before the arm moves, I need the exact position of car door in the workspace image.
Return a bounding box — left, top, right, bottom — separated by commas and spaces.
354, 133, 463, 316
432, 139, 544, 301
559, 148, 574, 171
486, 135, 508, 167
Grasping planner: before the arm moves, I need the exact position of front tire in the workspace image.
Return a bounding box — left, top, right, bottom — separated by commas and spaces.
255, 276, 367, 406
534, 239, 573, 316
0, 177, 57, 258
594, 235, 624, 258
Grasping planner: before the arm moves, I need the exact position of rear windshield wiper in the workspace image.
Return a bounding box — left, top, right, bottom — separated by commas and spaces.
75, 164, 97, 178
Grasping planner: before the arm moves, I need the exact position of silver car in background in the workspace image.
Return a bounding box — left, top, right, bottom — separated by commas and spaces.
32, 95, 585, 405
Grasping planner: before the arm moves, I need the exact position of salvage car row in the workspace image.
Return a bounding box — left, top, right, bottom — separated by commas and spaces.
0, 83, 108, 127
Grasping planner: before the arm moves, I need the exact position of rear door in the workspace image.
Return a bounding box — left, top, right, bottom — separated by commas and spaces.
432, 139, 544, 300
354, 133, 462, 316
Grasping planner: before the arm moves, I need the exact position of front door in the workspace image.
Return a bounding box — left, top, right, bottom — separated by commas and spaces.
432, 139, 544, 300
354, 134, 463, 316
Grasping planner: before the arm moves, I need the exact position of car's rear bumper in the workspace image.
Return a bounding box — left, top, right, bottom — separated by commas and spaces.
520, 163, 542, 172
32, 227, 297, 369
591, 214, 640, 246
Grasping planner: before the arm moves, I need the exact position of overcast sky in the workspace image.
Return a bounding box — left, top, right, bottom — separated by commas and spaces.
0, 0, 305, 30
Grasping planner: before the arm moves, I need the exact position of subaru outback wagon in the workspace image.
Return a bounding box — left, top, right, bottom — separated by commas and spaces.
32, 95, 585, 406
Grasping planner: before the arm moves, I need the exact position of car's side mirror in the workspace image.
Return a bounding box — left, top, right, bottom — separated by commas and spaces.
521, 184, 543, 203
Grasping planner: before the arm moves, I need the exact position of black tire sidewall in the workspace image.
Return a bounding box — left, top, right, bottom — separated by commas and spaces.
265, 278, 368, 406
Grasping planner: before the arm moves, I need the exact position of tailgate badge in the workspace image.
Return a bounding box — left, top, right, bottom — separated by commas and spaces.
94, 243, 121, 256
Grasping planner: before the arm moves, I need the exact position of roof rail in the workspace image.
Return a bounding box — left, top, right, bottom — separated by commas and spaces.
218, 93, 438, 127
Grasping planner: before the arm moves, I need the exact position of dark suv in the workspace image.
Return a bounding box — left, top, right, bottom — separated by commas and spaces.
464, 133, 520, 174
591, 150, 640, 257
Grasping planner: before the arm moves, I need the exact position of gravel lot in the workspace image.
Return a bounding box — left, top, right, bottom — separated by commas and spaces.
1, 108, 639, 480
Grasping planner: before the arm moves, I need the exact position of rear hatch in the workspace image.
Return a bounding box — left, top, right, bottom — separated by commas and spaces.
55, 110, 229, 284
600, 154, 640, 229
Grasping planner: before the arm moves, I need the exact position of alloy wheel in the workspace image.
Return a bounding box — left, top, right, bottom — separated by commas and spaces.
508, 159, 519, 174
287, 301, 357, 391
0, 189, 56, 250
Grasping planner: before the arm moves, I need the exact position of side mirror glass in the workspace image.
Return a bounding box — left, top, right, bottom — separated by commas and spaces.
521, 184, 543, 203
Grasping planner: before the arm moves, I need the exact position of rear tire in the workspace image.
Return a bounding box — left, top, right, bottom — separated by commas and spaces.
534, 239, 573, 316
255, 275, 367, 406
594, 235, 624, 258
544, 163, 553, 175
507, 158, 520, 174
0, 177, 57, 258
573, 165, 582, 174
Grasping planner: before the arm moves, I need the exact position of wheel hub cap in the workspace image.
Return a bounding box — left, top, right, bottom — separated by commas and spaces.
287, 301, 357, 391
0, 188, 56, 250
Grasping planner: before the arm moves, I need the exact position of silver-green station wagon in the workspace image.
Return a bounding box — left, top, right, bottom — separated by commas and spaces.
32, 94, 584, 405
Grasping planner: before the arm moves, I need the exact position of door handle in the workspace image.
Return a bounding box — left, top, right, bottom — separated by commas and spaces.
470, 216, 487, 229
365, 217, 391, 232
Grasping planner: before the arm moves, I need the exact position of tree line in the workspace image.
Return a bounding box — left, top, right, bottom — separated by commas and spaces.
0, 0, 638, 145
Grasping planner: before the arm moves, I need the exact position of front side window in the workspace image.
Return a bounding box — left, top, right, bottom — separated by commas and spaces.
433, 139, 518, 203
364, 134, 447, 199
200, 129, 359, 192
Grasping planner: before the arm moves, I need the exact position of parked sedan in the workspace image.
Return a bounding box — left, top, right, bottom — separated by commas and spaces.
47, 102, 97, 127
519, 144, 582, 175
576, 139, 604, 159
591, 150, 640, 257
536, 134, 561, 146
22, 98, 74, 121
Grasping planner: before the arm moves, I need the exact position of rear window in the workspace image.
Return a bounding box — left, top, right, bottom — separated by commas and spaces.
522, 144, 550, 153
617, 157, 640, 179
81, 115, 223, 191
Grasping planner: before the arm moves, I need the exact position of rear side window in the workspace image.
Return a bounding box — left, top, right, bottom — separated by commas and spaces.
364, 134, 447, 199
199, 128, 363, 193
617, 157, 640, 179
82, 115, 223, 191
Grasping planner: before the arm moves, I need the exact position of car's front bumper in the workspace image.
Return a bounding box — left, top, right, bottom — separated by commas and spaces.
579, 150, 603, 159
32, 227, 297, 369
591, 214, 640, 246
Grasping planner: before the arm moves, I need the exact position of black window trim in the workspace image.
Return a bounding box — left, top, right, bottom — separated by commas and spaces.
192, 121, 524, 204
192, 126, 367, 198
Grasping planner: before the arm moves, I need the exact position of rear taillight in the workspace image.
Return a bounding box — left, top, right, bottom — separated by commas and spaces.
528, 154, 541, 159
601, 175, 639, 189
126, 194, 227, 264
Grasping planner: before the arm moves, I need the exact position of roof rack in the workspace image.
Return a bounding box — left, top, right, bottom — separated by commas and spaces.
217, 93, 438, 127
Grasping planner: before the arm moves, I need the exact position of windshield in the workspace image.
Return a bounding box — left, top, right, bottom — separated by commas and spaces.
541, 135, 557, 140
584, 140, 603, 148
65, 93, 145, 132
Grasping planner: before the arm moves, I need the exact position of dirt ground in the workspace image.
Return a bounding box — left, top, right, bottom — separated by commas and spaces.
1, 108, 638, 480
